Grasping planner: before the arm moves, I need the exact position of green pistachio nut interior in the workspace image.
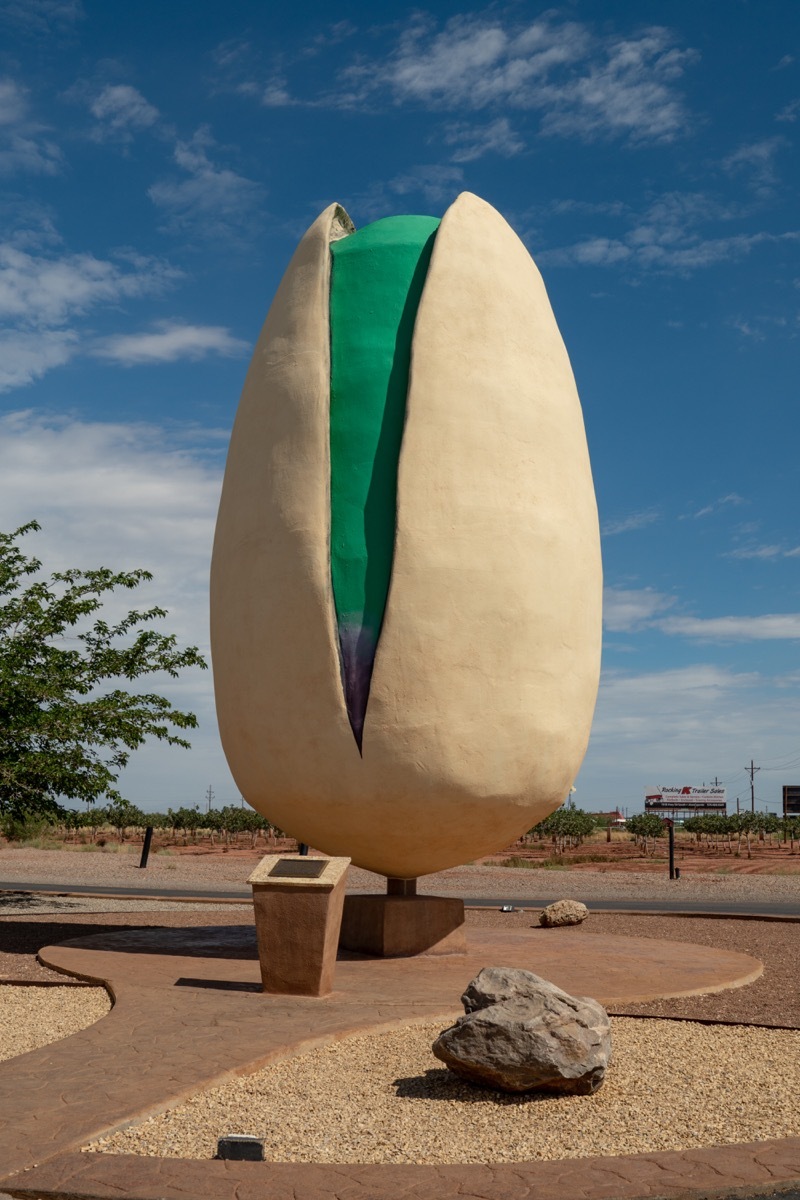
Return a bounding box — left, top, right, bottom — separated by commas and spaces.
329, 214, 439, 749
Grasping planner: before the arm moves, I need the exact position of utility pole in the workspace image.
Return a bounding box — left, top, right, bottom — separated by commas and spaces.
205, 784, 214, 813
745, 760, 760, 813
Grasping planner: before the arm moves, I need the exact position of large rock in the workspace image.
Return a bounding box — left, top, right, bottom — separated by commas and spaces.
432, 967, 611, 1094
539, 899, 588, 927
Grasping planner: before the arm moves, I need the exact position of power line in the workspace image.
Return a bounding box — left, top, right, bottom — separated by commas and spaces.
761, 755, 800, 772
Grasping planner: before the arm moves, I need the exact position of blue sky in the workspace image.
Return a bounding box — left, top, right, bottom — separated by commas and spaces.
1, 0, 799, 820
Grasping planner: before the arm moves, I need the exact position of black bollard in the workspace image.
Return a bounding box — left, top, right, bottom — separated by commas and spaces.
138, 825, 154, 869
667, 820, 675, 880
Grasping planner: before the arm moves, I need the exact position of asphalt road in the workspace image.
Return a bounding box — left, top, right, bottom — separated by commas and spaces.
0, 880, 798, 917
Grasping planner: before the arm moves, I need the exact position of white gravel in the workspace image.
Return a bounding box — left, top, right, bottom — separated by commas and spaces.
88, 1017, 800, 1164
0, 984, 111, 1062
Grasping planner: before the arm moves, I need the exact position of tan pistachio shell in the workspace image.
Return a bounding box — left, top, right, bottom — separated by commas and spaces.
210, 192, 602, 878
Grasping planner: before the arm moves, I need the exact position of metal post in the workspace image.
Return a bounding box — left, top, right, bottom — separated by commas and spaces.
387, 877, 417, 896
138, 825, 154, 869
298, 842, 309, 855
665, 818, 675, 880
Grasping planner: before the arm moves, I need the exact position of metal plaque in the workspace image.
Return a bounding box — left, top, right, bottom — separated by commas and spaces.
268, 858, 327, 880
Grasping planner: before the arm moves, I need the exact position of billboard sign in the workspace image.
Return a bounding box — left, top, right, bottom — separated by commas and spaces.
783, 786, 800, 817
645, 786, 727, 814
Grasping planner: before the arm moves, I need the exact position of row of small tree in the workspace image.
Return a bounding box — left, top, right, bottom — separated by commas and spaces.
520, 806, 800, 860
2, 801, 286, 850
625, 813, 667, 855
524, 807, 598, 854
682, 812, 800, 857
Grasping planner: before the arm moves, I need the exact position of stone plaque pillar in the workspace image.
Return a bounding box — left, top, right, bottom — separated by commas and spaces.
248, 855, 350, 996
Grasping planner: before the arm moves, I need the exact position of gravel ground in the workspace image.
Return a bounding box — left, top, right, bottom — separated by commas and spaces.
1, 894, 798, 1165
0, 984, 110, 1062
2, 846, 800, 907
88, 1016, 800, 1164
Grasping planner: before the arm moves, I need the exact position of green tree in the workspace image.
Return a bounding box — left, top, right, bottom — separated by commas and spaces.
105, 799, 147, 842
626, 813, 666, 855
0, 521, 207, 820
530, 806, 595, 855
78, 806, 107, 842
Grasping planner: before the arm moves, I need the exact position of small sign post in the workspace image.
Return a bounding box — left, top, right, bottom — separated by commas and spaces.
663, 818, 676, 880
138, 826, 154, 869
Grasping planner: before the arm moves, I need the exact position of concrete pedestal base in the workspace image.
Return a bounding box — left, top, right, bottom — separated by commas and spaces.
249, 855, 350, 996
339, 894, 466, 957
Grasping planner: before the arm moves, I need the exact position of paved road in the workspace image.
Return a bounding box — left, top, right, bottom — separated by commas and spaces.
1, 880, 798, 918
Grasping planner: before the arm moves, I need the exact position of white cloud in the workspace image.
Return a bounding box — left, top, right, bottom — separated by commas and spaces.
725, 544, 783, 560
89, 84, 160, 141
261, 78, 294, 107
0, 78, 62, 175
248, 14, 696, 146
723, 136, 786, 194
588, 663, 787, 767
537, 28, 697, 144
441, 117, 524, 162
335, 15, 696, 146
581, 657, 800, 808
730, 317, 764, 340
603, 587, 675, 633
777, 99, 800, 123
596, 664, 752, 722
659, 614, 800, 641
0, 241, 179, 327
0, 235, 181, 391
691, 493, 746, 518
354, 14, 589, 111
0, 329, 77, 390
602, 508, 659, 536
560, 236, 632, 266
0, 409, 232, 808
93, 321, 249, 366
546, 229, 799, 273
539, 189, 799, 275
148, 127, 264, 242
0, 78, 26, 125
0, 0, 83, 34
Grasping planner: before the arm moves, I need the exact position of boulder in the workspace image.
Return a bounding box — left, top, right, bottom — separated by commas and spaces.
432, 966, 611, 1094
539, 899, 588, 927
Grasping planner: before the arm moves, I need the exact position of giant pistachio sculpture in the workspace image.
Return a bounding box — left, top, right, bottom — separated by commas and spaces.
210, 192, 602, 879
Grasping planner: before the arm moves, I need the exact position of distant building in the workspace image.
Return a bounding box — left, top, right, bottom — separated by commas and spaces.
592, 809, 626, 826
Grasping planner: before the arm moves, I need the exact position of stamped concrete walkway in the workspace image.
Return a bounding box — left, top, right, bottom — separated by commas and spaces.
1, 920, 795, 1200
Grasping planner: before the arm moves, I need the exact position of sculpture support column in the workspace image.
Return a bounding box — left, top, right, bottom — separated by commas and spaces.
339, 893, 465, 958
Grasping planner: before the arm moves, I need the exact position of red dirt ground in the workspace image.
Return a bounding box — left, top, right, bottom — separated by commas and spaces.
479, 836, 800, 875
21, 830, 800, 875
